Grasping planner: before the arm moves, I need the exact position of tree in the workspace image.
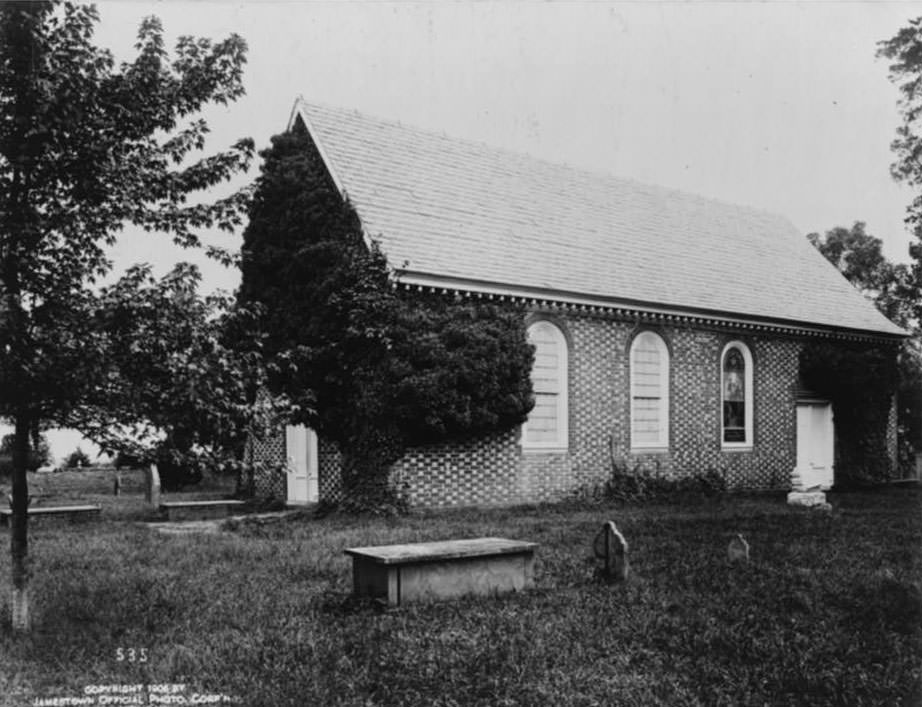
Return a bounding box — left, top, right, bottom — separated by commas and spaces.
238, 126, 535, 512
0, 2, 253, 630
879, 18, 922, 464
73, 262, 290, 491
807, 222, 914, 326
0, 432, 50, 474
879, 19, 922, 327
64, 447, 90, 469
806, 221, 921, 479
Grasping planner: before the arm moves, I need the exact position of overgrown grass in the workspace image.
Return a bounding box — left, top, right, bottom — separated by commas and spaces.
0, 484, 919, 706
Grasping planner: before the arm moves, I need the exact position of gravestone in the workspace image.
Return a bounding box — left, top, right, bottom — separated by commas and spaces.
145, 464, 161, 508
113, 472, 121, 496
727, 533, 749, 562
593, 520, 629, 583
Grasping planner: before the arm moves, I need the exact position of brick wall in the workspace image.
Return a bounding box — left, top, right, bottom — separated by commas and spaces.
249, 307, 888, 507
386, 309, 804, 507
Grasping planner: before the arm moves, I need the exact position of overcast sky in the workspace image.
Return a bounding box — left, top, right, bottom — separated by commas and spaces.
35, 0, 922, 461
95, 1, 919, 289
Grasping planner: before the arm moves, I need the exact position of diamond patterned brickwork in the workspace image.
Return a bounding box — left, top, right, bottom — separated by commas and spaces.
388, 310, 805, 506
391, 431, 521, 507
248, 308, 893, 507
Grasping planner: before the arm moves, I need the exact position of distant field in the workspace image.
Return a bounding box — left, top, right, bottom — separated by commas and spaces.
0, 481, 918, 706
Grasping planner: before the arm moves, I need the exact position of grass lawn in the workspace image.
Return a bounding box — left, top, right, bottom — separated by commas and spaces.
0, 477, 919, 706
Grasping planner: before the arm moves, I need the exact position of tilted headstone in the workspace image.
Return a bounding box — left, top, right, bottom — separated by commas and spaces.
593, 520, 629, 583
727, 533, 750, 563
145, 464, 161, 508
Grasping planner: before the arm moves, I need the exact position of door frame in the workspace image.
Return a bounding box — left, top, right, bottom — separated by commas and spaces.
794, 398, 834, 491
285, 425, 319, 504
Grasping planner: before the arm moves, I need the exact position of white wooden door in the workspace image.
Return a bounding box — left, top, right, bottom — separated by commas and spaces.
285, 425, 319, 504
795, 402, 834, 490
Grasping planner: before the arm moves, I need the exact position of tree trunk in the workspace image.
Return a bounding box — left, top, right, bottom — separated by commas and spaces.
10, 415, 31, 631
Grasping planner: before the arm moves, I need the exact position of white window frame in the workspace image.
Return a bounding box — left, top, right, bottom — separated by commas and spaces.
721, 341, 754, 449
522, 320, 568, 450
629, 331, 670, 450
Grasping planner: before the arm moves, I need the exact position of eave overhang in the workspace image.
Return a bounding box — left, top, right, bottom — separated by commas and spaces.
395, 270, 908, 345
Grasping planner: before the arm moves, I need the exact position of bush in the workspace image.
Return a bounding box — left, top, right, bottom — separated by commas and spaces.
64, 447, 92, 469
574, 444, 728, 505
114, 450, 146, 470
153, 451, 204, 492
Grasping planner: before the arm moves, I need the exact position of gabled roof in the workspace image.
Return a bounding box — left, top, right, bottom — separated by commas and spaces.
293, 100, 905, 338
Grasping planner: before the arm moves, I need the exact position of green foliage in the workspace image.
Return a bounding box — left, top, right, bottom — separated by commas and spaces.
0, 432, 50, 474
238, 126, 534, 510
807, 222, 915, 326
807, 222, 920, 475
64, 447, 91, 469
0, 2, 255, 437
571, 441, 727, 505
0, 1, 257, 626
879, 19, 922, 326
67, 263, 292, 481
801, 342, 900, 484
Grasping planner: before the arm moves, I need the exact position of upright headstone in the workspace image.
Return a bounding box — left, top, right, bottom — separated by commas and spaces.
593, 520, 629, 583
113, 472, 121, 497
145, 464, 161, 508
727, 533, 750, 563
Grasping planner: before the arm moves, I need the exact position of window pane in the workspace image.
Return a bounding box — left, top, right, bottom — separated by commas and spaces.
722, 346, 748, 443
631, 333, 667, 447
525, 321, 567, 447
723, 400, 745, 442
723, 348, 745, 402
526, 393, 558, 443
632, 397, 661, 443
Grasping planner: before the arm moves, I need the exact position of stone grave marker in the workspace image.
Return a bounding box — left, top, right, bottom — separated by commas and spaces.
145, 464, 161, 508
727, 533, 750, 563
593, 520, 629, 583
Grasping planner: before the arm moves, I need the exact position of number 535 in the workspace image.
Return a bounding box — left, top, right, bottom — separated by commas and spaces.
115, 647, 148, 662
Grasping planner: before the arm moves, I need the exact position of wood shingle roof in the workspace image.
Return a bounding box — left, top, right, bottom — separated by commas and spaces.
295, 100, 905, 338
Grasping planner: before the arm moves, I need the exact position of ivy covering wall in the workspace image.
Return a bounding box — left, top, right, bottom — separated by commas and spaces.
237, 120, 534, 510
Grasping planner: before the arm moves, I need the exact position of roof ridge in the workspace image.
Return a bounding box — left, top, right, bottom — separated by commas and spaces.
298, 99, 792, 227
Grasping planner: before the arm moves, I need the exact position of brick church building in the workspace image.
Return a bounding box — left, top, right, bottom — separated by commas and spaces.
248, 100, 905, 508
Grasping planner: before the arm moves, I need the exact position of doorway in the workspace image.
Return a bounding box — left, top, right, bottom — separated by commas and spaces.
285, 425, 319, 504
794, 400, 834, 490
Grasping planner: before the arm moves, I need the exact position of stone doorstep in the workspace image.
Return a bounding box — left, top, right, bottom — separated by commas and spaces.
787, 490, 827, 507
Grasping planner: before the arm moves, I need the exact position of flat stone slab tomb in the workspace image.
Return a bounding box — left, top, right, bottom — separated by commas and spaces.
344, 537, 538, 606
0, 504, 101, 526
158, 499, 246, 521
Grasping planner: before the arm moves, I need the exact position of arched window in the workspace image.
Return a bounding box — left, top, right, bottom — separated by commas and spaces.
523, 321, 568, 449
630, 331, 669, 449
721, 341, 754, 447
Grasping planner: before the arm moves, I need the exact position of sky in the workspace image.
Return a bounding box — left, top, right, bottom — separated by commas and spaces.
31, 0, 922, 462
